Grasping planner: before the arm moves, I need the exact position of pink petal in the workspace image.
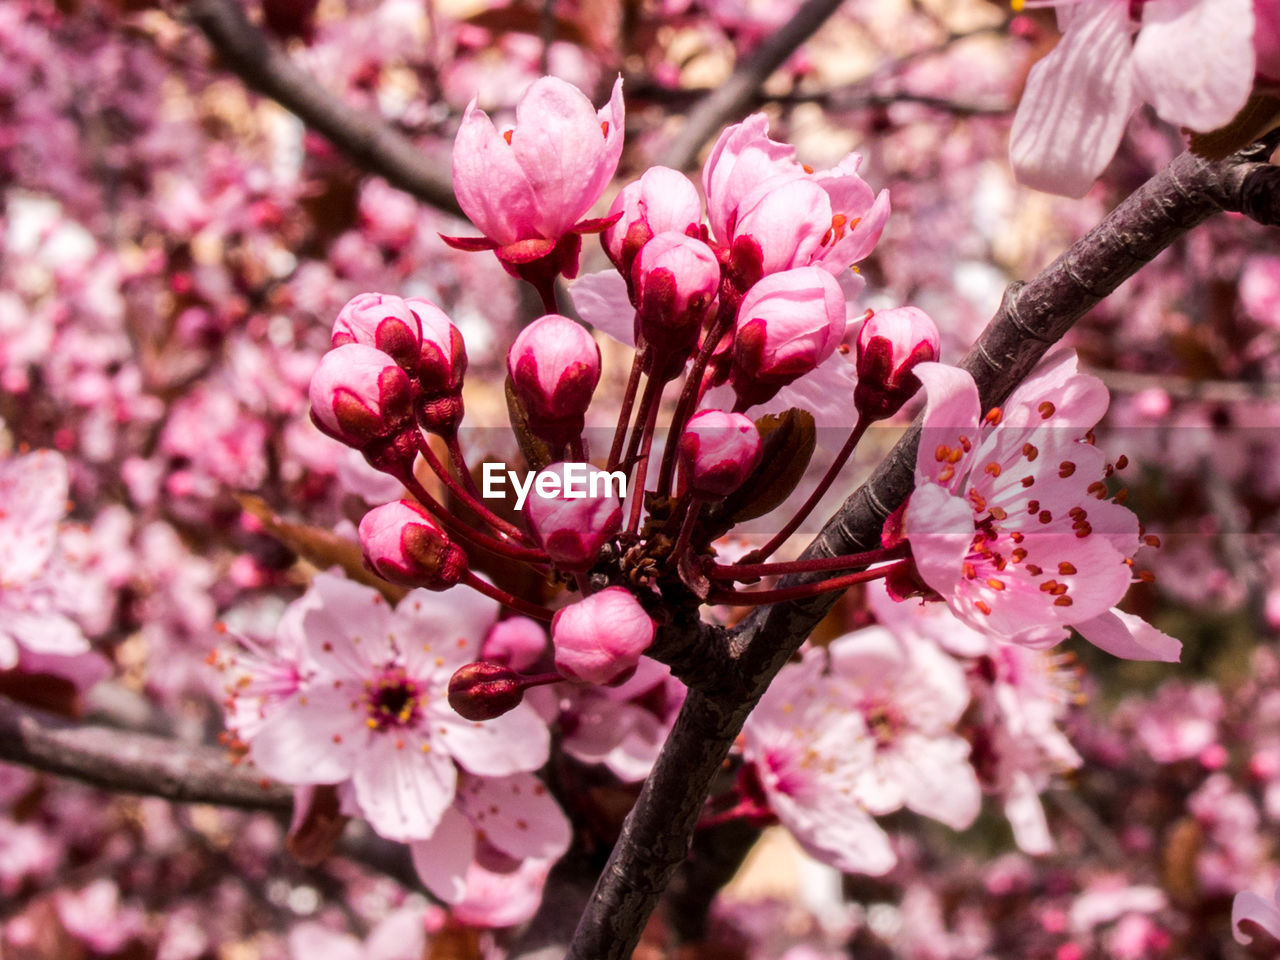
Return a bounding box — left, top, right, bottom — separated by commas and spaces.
351, 733, 457, 841
435, 700, 551, 777
905, 483, 978, 600
458, 773, 571, 860
1074, 608, 1182, 662
302, 574, 396, 678
248, 685, 363, 784
394, 586, 496, 678
774, 790, 897, 876
895, 734, 981, 830
0, 450, 68, 582
1132, 0, 1254, 132
1004, 770, 1053, 855
409, 805, 476, 904
912, 362, 981, 489
1009, 1, 1137, 197
452, 100, 538, 246
567, 269, 636, 347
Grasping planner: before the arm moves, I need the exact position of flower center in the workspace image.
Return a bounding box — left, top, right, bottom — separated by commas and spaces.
364, 667, 424, 730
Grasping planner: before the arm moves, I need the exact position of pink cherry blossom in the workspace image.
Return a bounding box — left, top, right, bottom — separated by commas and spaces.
236, 573, 551, 842
551, 587, 655, 684
632, 231, 720, 363
678, 409, 761, 497
1234, 877, 1280, 944
450, 76, 624, 248
853, 306, 940, 421
481, 616, 546, 672
902, 349, 1181, 661
603, 165, 704, 279
331, 293, 422, 371
408, 771, 570, 909
507, 314, 601, 446
1010, 0, 1256, 197
0, 450, 91, 668
741, 650, 896, 875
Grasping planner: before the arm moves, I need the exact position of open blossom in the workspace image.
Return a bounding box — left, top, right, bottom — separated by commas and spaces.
446, 75, 624, 278
227, 573, 551, 842
408, 771, 571, 910
741, 651, 896, 875
0, 450, 91, 668
1010, 0, 1256, 196
901, 349, 1181, 662
1234, 878, 1280, 944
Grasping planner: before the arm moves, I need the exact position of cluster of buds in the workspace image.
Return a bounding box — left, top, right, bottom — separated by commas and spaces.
306, 78, 945, 724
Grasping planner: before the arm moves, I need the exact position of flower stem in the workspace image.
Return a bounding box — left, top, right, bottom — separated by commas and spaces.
709, 541, 907, 582
746, 416, 870, 564
655, 313, 732, 499
461, 570, 555, 621
705, 560, 905, 606
397, 471, 549, 565
415, 434, 534, 545
607, 349, 646, 472
625, 383, 664, 535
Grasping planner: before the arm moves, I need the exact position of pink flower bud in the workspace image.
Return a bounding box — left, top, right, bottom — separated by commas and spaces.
481, 617, 546, 672
524, 462, 623, 572
404, 297, 468, 435
1257, 0, 1280, 85
309, 343, 415, 448
730, 267, 846, 409
603, 166, 704, 279
331, 293, 422, 370
551, 587, 655, 685
358, 499, 469, 589
853, 306, 940, 421
447, 661, 526, 721
633, 232, 720, 367
507, 315, 601, 447
678, 409, 761, 497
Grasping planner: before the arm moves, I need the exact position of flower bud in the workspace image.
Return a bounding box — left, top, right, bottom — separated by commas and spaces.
507, 315, 601, 447
853, 306, 940, 421
678, 409, 761, 497
633, 232, 719, 368
730, 267, 846, 409
331, 293, 422, 370
447, 661, 526, 721
309, 343, 415, 448
358, 499, 469, 589
524, 462, 623, 572
603, 166, 704, 280
481, 617, 546, 672
405, 297, 468, 435
551, 587, 655, 685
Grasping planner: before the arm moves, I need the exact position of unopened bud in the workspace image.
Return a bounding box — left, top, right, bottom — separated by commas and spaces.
678, 409, 761, 497
602, 166, 703, 282
525, 462, 622, 572
633, 232, 719, 370
447, 661, 526, 720
853, 306, 940, 420
405, 297, 468, 435
309, 344, 414, 448
358, 499, 469, 589
552, 587, 655, 685
730, 267, 846, 409
331, 293, 422, 370
507, 315, 601, 447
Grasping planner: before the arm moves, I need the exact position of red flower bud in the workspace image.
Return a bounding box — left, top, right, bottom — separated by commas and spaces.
678, 409, 761, 497
603, 166, 704, 281
551, 587, 655, 685
853, 306, 940, 421
331, 293, 422, 370
730, 267, 846, 409
507, 315, 601, 447
633, 232, 719, 370
309, 343, 414, 449
447, 661, 526, 721
524, 462, 623, 572
404, 297, 468, 436
358, 499, 469, 590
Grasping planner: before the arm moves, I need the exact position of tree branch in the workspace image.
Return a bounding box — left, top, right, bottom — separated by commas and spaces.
181, 0, 463, 218
0, 695, 292, 811
566, 136, 1280, 960
656, 0, 850, 171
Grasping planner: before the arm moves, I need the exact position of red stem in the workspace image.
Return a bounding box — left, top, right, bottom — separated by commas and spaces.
608, 349, 646, 472
655, 313, 732, 499
461, 571, 555, 621
415, 435, 534, 545
705, 560, 904, 606
625, 388, 663, 535
397, 472, 549, 565
709, 541, 908, 581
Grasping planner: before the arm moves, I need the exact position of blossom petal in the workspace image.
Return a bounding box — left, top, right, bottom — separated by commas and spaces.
895, 734, 981, 830
248, 685, 363, 784
1005, 770, 1054, 855
913, 362, 981, 489
436, 700, 551, 777
567, 270, 636, 347
458, 773, 571, 860
409, 805, 476, 904
351, 733, 457, 841
302, 573, 396, 678
1074, 608, 1182, 662
1132, 0, 1254, 132
1009, 0, 1137, 197
453, 100, 538, 246
904, 482, 977, 598
394, 585, 496, 678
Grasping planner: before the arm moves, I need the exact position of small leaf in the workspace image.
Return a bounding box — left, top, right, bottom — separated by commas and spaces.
504, 375, 554, 472
1189, 94, 1280, 160
236, 494, 406, 602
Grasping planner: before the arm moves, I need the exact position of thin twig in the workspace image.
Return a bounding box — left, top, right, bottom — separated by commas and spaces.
181, 0, 463, 218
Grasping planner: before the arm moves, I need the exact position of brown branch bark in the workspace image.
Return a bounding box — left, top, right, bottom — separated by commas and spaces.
566, 136, 1280, 960
0, 695, 292, 811
656, 0, 850, 171
181, 0, 463, 218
